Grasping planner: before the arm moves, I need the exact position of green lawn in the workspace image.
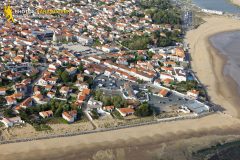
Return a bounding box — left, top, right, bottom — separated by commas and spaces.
32, 123, 52, 131
46, 117, 69, 124
0, 122, 4, 127
112, 110, 124, 120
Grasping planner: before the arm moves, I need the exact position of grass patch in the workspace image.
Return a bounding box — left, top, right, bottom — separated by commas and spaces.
33, 123, 52, 131
0, 122, 4, 127
112, 110, 124, 120
46, 117, 69, 124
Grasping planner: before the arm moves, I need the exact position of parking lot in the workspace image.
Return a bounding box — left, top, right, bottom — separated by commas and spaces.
149, 92, 192, 113
93, 74, 126, 90
54, 43, 104, 57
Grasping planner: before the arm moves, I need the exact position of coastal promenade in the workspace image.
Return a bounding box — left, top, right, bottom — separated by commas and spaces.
0, 111, 214, 145
1, 112, 240, 160
1, 2, 240, 160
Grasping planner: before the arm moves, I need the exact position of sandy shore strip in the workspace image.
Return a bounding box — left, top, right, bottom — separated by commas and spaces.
230, 0, 240, 6
186, 15, 240, 117
0, 113, 240, 160
1, 15, 240, 160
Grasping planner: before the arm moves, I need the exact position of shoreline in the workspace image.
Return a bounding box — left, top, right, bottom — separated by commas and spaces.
0, 113, 240, 160
229, 0, 240, 7
186, 15, 240, 118
209, 41, 240, 115
1, 15, 240, 160
0, 112, 213, 145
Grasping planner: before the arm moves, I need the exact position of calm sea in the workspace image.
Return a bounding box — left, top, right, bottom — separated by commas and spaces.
210, 31, 240, 93
192, 0, 240, 14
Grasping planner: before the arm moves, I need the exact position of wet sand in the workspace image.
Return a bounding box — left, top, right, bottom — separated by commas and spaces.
186, 15, 240, 117
1, 15, 240, 160
231, 0, 240, 6
210, 31, 240, 94
1, 113, 240, 160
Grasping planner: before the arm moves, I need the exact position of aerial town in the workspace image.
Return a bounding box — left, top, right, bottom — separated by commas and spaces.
0, 0, 210, 138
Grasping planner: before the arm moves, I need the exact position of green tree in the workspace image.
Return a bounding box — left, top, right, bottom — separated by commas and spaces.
135, 102, 153, 117
157, 37, 172, 47
94, 89, 103, 101
19, 110, 30, 123
55, 106, 63, 117
61, 71, 70, 83
122, 35, 152, 50
78, 63, 84, 73
140, 0, 182, 25
77, 108, 83, 119
112, 96, 124, 108
3, 109, 15, 118
102, 96, 112, 106
86, 77, 93, 88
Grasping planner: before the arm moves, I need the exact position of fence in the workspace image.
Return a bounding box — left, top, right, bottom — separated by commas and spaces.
0, 111, 214, 145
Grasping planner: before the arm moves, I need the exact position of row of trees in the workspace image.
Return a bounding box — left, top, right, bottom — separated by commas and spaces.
152, 30, 183, 47
55, 63, 84, 83
175, 80, 198, 93
122, 27, 183, 50
140, 0, 182, 25
93, 90, 128, 108
94, 90, 153, 117
122, 35, 151, 50
19, 99, 82, 123
134, 102, 153, 117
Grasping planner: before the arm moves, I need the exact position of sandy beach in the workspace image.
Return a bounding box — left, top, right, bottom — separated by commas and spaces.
1, 15, 240, 160
231, 0, 240, 6
0, 113, 240, 160
186, 15, 240, 118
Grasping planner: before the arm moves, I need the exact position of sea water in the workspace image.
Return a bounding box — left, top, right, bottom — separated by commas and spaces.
210, 31, 240, 93
192, 0, 240, 14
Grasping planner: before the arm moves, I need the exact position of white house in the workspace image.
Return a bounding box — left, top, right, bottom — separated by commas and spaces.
104, 68, 115, 77
159, 73, 175, 81
77, 36, 93, 45
158, 89, 169, 97
39, 110, 53, 119
87, 98, 103, 109
37, 78, 48, 86
75, 82, 88, 91
0, 87, 7, 95
102, 45, 119, 53
5, 96, 17, 106
0, 117, 25, 128
187, 90, 200, 99
116, 108, 135, 117
174, 67, 186, 82
62, 110, 77, 123
66, 67, 77, 75
88, 56, 101, 64
60, 86, 70, 96
48, 63, 59, 73
20, 97, 33, 109
47, 92, 55, 98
